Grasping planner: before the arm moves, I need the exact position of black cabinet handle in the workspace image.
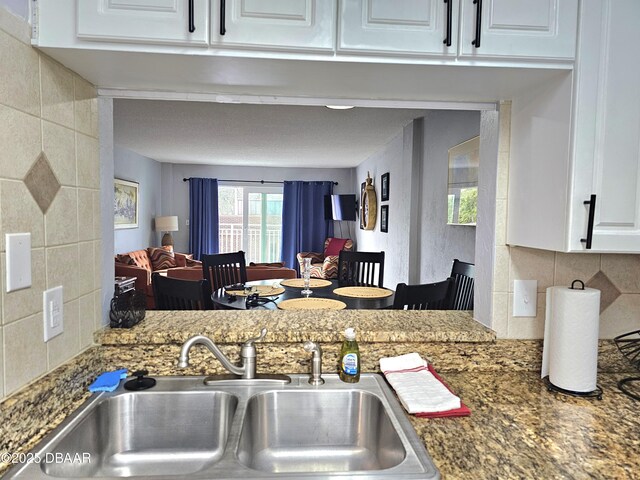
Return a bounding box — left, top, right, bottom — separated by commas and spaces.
188, 0, 195, 33
443, 0, 452, 46
471, 0, 482, 48
580, 194, 597, 249
220, 0, 226, 35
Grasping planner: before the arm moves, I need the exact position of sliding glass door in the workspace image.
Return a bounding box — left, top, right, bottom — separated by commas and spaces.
218, 185, 283, 263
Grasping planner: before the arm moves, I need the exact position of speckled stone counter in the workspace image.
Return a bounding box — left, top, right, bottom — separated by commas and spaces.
97, 310, 495, 345
2, 310, 638, 479
409, 371, 640, 479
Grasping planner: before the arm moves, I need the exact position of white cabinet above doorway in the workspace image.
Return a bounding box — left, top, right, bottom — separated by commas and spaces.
459, 0, 578, 60
209, 0, 335, 52
77, 0, 210, 46
338, 0, 577, 61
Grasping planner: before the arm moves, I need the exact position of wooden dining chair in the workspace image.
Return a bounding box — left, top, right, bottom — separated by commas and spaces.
448, 259, 475, 310
201, 251, 248, 293
152, 273, 213, 310
338, 250, 385, 288
392, 278, 453, 310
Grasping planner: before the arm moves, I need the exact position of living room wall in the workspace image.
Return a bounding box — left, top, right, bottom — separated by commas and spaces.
160, 163, 355, 254
113, 146, 162, 254
354, 125, 416, 290
419, 110, 480, 282
354, 112, 482, 291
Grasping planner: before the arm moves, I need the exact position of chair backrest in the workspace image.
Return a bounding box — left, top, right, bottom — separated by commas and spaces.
392, 278, 453, 310
338, 250, 385, 288
152, 273, 213, 310
201, 251, 248, 293
448, 259, 475, 310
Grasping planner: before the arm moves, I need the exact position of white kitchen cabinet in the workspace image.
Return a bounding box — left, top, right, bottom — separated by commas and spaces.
459, 0, 578, 60
210, 0, 335, 52
77, 0, 209, 46
508, 0, 640, 253
338, 0, 458, 57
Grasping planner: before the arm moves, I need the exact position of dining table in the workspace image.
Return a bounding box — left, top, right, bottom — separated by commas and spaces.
211, 278, 395, 310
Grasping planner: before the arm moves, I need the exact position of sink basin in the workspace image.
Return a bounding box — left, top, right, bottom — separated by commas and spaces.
5, 375, 440, 479
237, 390, 405, 473
43, 391, 238, 478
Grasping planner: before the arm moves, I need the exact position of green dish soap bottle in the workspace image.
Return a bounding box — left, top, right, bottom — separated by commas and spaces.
339, 328, 360, 383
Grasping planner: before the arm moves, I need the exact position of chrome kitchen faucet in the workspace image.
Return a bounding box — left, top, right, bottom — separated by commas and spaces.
178, 328, 267, 379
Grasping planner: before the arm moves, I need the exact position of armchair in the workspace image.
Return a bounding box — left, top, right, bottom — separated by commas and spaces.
297, 238, 353, 279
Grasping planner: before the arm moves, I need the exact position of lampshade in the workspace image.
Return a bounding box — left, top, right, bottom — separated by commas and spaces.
155, 216, 178, 232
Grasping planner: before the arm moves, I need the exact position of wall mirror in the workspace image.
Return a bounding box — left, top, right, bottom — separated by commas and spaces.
447, 136, 479, 225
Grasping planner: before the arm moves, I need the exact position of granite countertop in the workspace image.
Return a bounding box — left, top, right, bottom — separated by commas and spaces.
411, 371, 639, 479
97, 310, 495, 345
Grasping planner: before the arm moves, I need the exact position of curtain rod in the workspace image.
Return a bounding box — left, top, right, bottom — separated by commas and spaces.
183, 178, 338, 185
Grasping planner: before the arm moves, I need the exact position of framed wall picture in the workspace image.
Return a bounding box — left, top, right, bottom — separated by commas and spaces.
114, 178, 139, 229
380, 205, 389, 233
381, 172, 390, 202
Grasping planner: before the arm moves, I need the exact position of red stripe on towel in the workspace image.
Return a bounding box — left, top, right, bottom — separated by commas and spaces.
414, 365, 471, 418
382, 365, 428, 375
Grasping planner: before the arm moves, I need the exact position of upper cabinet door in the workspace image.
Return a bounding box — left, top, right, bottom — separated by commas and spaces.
572, 0, 640, 252
459, 0, 578, 60
210, 0, 336, 52
338, 0, 458, 56
77, 0, 209, 46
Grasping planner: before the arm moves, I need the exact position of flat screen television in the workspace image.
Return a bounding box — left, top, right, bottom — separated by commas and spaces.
324, 194, 357, 221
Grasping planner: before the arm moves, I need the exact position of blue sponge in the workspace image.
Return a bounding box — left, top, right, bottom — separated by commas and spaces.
88, 369, 128, 392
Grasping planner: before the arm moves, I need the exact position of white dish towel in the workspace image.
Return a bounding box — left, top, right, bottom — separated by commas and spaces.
379, 352, 426, 373
381, 353, 461, 414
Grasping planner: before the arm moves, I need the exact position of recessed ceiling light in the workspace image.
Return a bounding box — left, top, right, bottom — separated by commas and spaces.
326, 105, 355, 110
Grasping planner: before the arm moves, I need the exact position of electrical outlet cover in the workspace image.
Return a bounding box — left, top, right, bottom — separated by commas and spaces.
43, 286, 64, 342
513, 280, 537, 317
6, 233, 31, 292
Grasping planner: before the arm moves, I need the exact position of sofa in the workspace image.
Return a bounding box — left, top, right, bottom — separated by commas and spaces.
167, 261, 297, 285
114, 247, 201, 309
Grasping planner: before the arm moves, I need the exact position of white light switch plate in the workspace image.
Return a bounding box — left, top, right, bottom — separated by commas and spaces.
513, 280, 537, 317
6, 233, 31, 292
43, 286, 64, 342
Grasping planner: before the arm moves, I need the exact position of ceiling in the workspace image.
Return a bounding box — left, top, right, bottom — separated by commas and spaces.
113, 100, 428, 168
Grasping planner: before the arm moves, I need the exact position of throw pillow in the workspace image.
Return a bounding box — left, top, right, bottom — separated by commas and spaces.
115, 254, 135, 265
249, 262, 285, 267
325, 238, 349, 256
148, 247, 177, 271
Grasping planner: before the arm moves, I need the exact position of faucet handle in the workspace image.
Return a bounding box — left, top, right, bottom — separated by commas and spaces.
303, 340, 319, 353
244, 327, 267, 346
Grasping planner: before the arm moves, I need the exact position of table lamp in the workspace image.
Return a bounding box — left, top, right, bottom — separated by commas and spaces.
155, 216, 179, 249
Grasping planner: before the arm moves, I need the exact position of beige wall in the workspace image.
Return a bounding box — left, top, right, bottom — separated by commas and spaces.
0, 9, 101, 400
493, 102, 640, 339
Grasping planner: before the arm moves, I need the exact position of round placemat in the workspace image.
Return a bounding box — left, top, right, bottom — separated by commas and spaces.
226, 285, 285, 297
333, 286, 394, 298
280, 278, 332, 288
277, 298, 347, 310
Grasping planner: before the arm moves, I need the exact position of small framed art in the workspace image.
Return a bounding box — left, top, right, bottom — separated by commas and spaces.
380, 205, 389, 233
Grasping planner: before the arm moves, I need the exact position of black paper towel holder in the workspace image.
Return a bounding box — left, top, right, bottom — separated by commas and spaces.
544, 278, 603, 400
543, 376, 603, 400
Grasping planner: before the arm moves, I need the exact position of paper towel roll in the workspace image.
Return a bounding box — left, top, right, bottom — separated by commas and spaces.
541, 284, 601, 392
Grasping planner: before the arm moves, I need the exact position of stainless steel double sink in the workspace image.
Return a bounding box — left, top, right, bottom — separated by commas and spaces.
5, 374, 440, 479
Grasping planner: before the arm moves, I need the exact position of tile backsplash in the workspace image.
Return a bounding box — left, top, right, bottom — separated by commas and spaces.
493, 102, 640, 339
0, 8, 101, 400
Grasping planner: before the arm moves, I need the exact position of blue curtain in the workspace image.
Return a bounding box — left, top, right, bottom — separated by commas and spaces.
281, 181, 334, 271
188, 178, 219, 260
